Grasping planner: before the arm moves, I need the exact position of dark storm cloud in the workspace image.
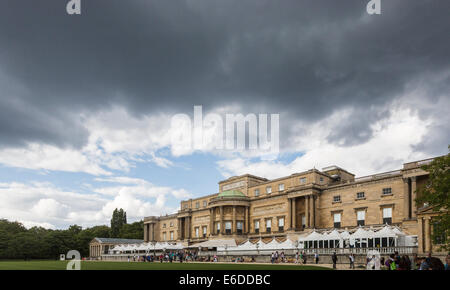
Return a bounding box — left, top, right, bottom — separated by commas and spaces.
0, 0, 449, 151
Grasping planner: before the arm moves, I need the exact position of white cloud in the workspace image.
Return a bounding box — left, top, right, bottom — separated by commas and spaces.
217, 106, 433, 179
0, 179, 186, 229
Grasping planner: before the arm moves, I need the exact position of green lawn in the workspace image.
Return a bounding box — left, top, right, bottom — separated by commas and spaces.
0, 260, 330, 270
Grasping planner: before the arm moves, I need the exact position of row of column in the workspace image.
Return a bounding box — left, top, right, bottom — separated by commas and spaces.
403, 176, 418, 220
90, 244, 102, 257
209, 205, 249, 235
288, 195, 316, 230
144, 223, 156, 242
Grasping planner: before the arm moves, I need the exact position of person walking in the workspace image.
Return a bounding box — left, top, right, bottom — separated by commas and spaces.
349, 253, 355, 269
332, 252, 338, 269
314, 252, 319, 264
295, 252, 299, 264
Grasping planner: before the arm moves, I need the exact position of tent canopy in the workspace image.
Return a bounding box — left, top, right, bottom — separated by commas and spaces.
193, 239, 237, 248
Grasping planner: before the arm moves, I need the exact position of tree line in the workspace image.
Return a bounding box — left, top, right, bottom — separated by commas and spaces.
0, 208, 143, 260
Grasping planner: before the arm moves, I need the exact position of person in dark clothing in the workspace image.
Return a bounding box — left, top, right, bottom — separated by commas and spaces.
332, 252, 338, 269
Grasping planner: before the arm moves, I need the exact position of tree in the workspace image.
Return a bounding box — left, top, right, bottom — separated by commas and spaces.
416, 146, 449, 251
119, 221, 143, 239
110, 208, 127, 237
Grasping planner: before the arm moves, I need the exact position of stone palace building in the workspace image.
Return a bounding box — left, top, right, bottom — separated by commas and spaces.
143, 156, 444, 255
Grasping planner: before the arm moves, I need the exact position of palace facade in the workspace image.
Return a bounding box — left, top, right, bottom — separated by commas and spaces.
143, 157, 443, 254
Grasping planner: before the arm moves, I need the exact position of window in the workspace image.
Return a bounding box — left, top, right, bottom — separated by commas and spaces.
195, 227, 199, 238
170, 231, 174, 240
302, 215, 306, 229
195, 202, 200, 208
357, 210, 365, 226
333, 195, 341, 203
356, 192, 365, 199
383, 208, 392, 224
170, 222, 173, 227
163, 232, 167, 241
254, 220, 260, 234
163, 223, 166, 228
266, 219, 272, 233
278, 183, 285, 191
184, 204, 188, 209
216, 222, 220, 234
278, 218, 284, 231
254, 189, 260, 197
382, 188, 392, 195
203, 201, 207, 207
299, 177, 307, 184
319, 177, 324, 183
333, 213, 341, 228
236, 221, 243, 234
225, 221, 232, 235
266, 186, 272, 194
202, 226, 207, 238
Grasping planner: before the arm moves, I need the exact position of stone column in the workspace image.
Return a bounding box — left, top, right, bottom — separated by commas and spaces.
209, 208, 214, 236
232, 206, 236, 234
220, 206, 224, 235
245, 207, 249, 234
144, 223, 148, 242
417, 217, 424, 253
291, 197, 296, 230
187, 216, 191, 239
286, 199, 292, 230
424, 217, 431, 253
411, 177, 417, 218
403, 178, 410, 219
177, 219, 182, 240
305, 196, 309, 228
310, 195, 315, 228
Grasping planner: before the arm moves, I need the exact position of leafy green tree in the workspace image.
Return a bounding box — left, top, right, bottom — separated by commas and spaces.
416, 147, 449, 251
119, 221, 143, 239
110, 208, 127, 237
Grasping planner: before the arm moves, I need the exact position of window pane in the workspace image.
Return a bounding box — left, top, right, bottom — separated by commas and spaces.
357, 210, 365, 221
334, 213, 341, 223
266, 219, 271, 228
383, 208, 392, 218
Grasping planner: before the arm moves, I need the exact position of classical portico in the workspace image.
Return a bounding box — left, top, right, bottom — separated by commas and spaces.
207, 190, 250, 237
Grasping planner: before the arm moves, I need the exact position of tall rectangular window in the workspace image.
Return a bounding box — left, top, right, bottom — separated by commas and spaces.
236, 221, 243, 234
266, 219, 272, 233
225, 221, 232, 235
383, 208, 392, 224
216, 222, 220, 234
278, 217, 284, 231
170, 231, 174, 240
357, 210, 365, 226
254, 220, 260, 234
196, 202, 200, 208
163, 232, 167, 241
202, 226, 207, 238
195, 227, 199, 237
302, 215, 306, 229
254, 189, 260, 197
333, 213, 341, 228
266, 186, 272, 194
203, 201, 207, 207
278, 183, 285, 191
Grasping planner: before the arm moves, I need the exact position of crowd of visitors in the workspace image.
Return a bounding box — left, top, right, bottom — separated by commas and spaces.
123, 249, 449, 271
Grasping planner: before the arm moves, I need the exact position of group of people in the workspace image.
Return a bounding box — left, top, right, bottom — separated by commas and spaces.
126, 249, 201, 263
331, 250, 449, 270
270, 251, 287, 263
